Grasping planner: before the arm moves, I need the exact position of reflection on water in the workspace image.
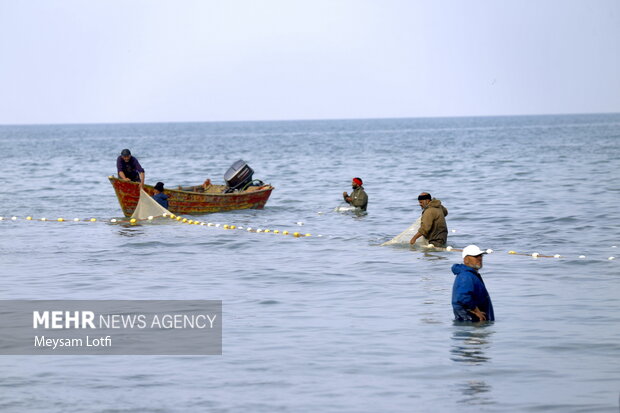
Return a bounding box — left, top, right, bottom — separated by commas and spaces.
116, 226, 145, 237
456, 381, 494, 406
451, 324, 495, 406
450, 323, 494, 365
420, 252, 449, 261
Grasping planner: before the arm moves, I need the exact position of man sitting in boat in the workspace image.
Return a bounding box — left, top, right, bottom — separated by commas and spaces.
117, 148, 145, 188
152, 182, 169, 209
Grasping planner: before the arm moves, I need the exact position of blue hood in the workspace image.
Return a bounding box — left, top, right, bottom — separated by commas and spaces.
452, 263, 478, 276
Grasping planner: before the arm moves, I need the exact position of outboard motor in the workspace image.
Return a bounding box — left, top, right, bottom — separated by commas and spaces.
224, 159, 254, 192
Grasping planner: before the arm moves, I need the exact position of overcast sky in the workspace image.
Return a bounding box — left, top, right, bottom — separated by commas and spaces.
0, 0, 618, 124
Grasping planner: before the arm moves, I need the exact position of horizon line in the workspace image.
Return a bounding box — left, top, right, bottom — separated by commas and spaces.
1, 111, 619, 127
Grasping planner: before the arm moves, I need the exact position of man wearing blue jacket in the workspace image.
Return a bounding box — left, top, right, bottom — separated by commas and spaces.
452, 245, 494, 322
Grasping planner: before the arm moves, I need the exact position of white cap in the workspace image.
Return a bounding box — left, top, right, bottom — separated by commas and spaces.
462, 245, 488, 259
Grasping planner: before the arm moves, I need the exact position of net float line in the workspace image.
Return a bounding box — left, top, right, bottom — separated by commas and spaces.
0, 214, 318, 239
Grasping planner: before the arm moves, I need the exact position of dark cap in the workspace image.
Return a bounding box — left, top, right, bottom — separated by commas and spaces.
121, 149, 131, 157
154, 182, 164, 192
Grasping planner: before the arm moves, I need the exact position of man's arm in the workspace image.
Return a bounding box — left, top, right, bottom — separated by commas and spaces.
117, 158, 130, 181
409, 231, 422, 244
410, 211, 432, 244
133, 159, 145, 188
418, 209, 435, 237
133, 158, 145, 173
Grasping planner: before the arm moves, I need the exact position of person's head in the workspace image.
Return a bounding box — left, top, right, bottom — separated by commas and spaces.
462, 245, 487, 270
154, 182, 164, 193
352, 177, 363, 189
121, 148, 132, 162
418, 192, 432, 209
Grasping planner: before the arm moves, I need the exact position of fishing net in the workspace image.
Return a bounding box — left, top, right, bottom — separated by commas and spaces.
334, 204, 358, 213
381, 216, 430, 246
130, 189, 171, 220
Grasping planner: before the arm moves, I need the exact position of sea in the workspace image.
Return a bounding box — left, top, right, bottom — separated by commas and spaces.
0, 114, 619, 412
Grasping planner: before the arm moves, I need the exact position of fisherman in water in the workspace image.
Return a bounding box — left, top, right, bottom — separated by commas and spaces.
452, 245, 494, 322
409, 192, 448, 247
343, 177, 368, 211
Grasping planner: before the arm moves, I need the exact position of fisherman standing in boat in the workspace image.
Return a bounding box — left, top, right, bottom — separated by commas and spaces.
117, 149, 145, 188
343, 177, 368, 211
409, 192, 448, 247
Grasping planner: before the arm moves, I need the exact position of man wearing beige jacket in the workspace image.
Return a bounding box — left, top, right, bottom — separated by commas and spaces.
409, 192, 448, 247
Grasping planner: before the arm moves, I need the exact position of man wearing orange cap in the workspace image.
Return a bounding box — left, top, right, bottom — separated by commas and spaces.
343, 177, 368, 211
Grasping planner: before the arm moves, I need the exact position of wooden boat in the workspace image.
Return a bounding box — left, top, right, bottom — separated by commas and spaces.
109, 176, 274, 217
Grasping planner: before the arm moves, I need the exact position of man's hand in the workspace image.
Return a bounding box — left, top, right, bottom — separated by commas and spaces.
410, 232, 421, 245
469, 307, 487, 321
121, 177, 131, 182
343, 191, 348, 197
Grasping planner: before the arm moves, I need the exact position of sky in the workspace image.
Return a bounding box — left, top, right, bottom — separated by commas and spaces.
0, 0, 618, 124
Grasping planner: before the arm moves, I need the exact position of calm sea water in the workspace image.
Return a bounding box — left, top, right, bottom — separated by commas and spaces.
1, 114, 619, 412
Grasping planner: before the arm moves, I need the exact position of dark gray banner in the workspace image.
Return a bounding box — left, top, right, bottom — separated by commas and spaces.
0, 300, 222, 355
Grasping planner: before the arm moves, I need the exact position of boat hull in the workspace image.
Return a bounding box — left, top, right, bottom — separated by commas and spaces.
109, 177, 274, 217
